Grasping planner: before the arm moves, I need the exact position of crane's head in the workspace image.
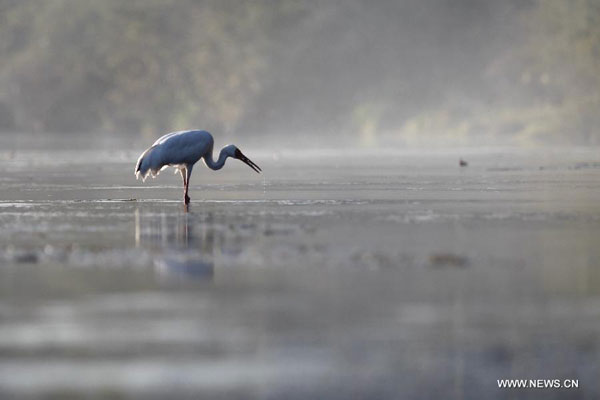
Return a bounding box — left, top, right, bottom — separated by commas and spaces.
225, 145, 261, 173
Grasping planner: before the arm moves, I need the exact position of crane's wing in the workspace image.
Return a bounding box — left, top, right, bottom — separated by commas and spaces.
135, 130, 213, 181
152, 130, 186, 146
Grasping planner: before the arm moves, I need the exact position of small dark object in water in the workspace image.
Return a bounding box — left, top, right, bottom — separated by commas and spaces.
459, 159, 468, 167
573, 162, 600, 170
12, 251, 39, 264
429, 253, 468, 268
106, 198, 137, 202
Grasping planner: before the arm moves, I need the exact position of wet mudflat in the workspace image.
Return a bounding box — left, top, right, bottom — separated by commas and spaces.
1, 144, 600, 399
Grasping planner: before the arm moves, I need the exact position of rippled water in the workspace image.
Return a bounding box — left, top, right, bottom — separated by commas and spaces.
1, 144, 599, 399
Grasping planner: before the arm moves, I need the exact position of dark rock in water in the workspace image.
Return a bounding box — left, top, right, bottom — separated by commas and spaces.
459, 159, 468, 167
429, 252, 469, 268
11, 251, 39, 264
573, 162, 600, 170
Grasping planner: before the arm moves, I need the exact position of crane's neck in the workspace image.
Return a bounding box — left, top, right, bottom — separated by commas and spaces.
203, 146, 229, 170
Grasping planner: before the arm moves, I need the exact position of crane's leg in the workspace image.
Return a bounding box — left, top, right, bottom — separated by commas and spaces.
184, 165, 193, 205
179, 168, 187, 186
179, 167, 188, 203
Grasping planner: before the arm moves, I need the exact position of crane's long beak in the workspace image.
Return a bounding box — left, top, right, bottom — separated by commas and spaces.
238, 152, 261, 173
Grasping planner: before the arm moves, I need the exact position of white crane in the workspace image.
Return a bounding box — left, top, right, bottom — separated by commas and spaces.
135, 130, 261, 205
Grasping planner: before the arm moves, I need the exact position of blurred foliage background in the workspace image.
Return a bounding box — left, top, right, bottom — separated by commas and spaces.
0, 0, 598, 146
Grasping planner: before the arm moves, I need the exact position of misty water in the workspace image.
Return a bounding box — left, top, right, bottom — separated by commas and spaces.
1, 142, 600, 399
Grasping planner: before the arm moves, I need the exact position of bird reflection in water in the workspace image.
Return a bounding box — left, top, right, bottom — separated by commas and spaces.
134, 207, 215, 281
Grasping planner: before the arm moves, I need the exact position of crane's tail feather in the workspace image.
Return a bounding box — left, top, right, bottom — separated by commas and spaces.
135, 146, 165, 182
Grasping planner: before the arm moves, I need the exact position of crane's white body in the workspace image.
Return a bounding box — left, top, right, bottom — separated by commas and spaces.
136, 130, 215, 180
135, 130, 261, 205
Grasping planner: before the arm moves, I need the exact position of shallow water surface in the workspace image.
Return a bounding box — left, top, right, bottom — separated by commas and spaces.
1, 147, 599, 399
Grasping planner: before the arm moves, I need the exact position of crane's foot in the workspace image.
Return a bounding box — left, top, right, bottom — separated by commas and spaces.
184, 194, 190, 205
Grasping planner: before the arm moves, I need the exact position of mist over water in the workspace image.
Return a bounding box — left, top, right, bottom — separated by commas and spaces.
1, 142, 600, 398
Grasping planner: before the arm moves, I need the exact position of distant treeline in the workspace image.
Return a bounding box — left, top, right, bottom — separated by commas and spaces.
0, 0, 598, 145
